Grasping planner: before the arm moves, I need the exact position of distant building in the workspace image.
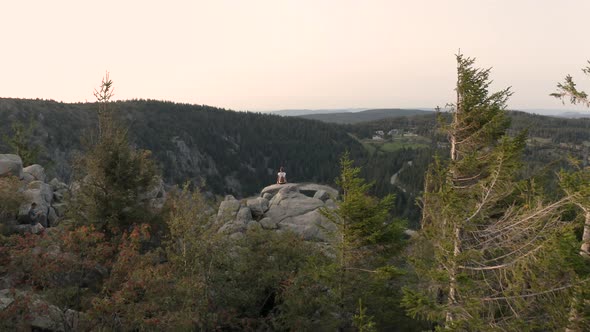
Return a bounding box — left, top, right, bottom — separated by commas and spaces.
375, 130, 385, 136
372, 135, 384, 141
388, 129, 400, 136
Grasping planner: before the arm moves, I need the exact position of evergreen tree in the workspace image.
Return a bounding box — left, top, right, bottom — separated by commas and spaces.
319, 152, 406, 331
559, 165, 590, 331
553, 65, 590, 330
69, 74, 158, 233
404, 55, 577, 330
551, 61, 590, 107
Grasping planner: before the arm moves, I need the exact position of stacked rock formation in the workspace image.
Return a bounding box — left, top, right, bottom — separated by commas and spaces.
216, 183, 339, 242
0, 154, 68, 233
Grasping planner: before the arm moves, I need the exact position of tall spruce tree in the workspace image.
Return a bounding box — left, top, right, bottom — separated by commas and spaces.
553, 66, 590, 331
559, 166, 590, 331
404, 55, 577, 330
69, 74, 158, 233
319, 152, 406, 331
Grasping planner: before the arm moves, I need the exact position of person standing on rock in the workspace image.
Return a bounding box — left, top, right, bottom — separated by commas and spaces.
277, 166, 287, 184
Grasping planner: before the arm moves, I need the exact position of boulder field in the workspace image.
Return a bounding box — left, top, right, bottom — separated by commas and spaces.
0, 154, 68, 233
216, 183, 339, 242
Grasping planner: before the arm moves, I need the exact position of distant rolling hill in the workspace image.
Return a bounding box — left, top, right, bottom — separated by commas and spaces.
557, 111, 590, 118
270, 108, 367, 116
298, 108, 433, 124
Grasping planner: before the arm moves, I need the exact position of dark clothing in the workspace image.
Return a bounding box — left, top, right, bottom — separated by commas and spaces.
28, 207, 38, 225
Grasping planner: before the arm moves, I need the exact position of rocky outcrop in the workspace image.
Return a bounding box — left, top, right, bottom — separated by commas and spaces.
217, 195, 241, 223
0, 154, 23, 179
0, 154, 70, 233
23, 164, 46, 182
16, 180, 59, 226
246, 197, 269, 218
218, 183, 338, 241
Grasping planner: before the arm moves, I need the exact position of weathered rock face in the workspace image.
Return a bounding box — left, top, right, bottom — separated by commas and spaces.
1, 155, 70, 231
17, 181, 54, 224
23, 164, 46, 182
0, 154, 23, 179
218, 183, 338, 241
246, 197, 269, 218
216, 195, 241, 223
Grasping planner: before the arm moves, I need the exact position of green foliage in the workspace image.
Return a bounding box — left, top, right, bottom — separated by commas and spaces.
0, 97, 365, 197
3, 119, 41, 166
1, 97, 588, 230
162, 184, 221, 330
83, 185, 328, 331
291, 152, 411, 330
353, 299, 377, 332
551, 60, 590, 107
0, 176, 25, 233
1, 226, 115, 331
0, 289, 35, 331
90, 224, 175, 331
553, 62, 590, 331
327, 152, 401, 246
68, 76, 159, 233
405, 54, 578, 330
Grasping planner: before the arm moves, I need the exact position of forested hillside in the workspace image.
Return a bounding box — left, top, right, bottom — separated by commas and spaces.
2, 98, 589, 228
2, 57, 590, 331
0, 98, 364, 196
346, 111, 590, 224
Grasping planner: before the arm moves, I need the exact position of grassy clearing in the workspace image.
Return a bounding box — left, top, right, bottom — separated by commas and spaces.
360, 136, 431, 154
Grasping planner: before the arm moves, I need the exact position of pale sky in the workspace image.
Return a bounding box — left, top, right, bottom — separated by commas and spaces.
2, 0, 590, 112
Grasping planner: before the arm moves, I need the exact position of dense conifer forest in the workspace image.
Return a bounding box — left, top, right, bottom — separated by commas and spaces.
1, 56, 590, 330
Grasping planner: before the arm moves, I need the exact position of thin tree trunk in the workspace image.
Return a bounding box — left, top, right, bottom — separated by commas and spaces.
446, 59, 462, 325
339, 223, 347, 332
579, 210, 590, 258
446, 224, 461, 324
566, 209, 590, 331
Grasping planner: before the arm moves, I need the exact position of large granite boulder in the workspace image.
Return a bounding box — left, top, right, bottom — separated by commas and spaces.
261, 183, 298, 198
216, 195, 241, 223
247, 197, 269, 218
13, 223, 45, 234
49, 178, 68, 191
27, 181, 53, 204
236, 206, 253, 223
2, 157, 69, 229
281, 210, 336, 241
259, 217, 279, 230
17, 181, 53, 223
22, 172, 35, 183
0, 154, 23, 179
266, 191, 324, 223
218, 183, 339, 241
23, 164, 46, 182
261, 183, 338, 201
298, 183, 338, 199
